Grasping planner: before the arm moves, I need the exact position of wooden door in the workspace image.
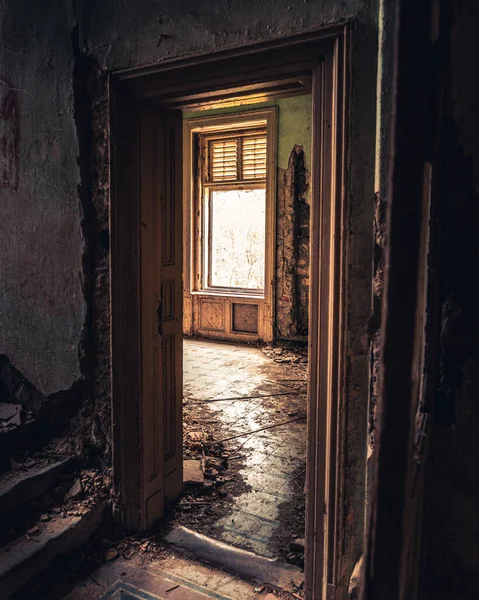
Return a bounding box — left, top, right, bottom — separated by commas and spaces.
112, 84, 183, 531
140, 105, 183, 526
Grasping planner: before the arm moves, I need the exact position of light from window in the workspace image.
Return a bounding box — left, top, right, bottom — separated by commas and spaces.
208, 189, 265, 291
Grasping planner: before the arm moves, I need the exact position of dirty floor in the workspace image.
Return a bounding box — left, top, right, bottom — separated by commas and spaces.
61, 553, 263, 600
10, 340, 307, 600
182, 339, 307, 560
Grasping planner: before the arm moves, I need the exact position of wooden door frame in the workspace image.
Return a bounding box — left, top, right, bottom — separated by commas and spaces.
110, 25, 350, 599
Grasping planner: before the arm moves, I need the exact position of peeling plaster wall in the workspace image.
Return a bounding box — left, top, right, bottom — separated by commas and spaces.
276, 96, 311, 339
0, 2, 377, 591
0, 2, 85, 397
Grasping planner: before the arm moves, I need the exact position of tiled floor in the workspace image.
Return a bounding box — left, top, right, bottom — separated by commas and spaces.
183, 339, 307, 558
64, 554, 260, 600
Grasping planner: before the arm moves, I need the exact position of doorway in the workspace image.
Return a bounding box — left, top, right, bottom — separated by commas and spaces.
111, 27, 349, 600
180, 96, 312, 563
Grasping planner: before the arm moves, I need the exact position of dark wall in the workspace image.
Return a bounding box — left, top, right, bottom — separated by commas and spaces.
0, 3, 378, 591
423, 1, 479, 598
0, 2, 84, 397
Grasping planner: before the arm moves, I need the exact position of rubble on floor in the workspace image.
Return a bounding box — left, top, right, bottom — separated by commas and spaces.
6, 338, 309, 598
0, 453, 110, 599
0, 402, 37, 471
260, 342, 309, 366
0, 402, 35, 441
182, 339, 307, 563
0, 403, 24, 428
11, 511, 305, 599
1, 467, 110, 549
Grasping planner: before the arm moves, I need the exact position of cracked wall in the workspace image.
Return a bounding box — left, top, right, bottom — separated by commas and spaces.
0, 4, 378, 592
0, 3, 85, 397
276, 96, 311, 340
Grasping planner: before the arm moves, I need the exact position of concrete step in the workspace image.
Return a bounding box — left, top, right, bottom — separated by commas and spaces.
0, 404, 38, 473
165, 525, 304, 593
0, 459, 71, 522
0, 502, 105, 599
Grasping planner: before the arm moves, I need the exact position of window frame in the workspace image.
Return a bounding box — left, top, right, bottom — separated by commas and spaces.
184, 108, 277, 308
199, 127, 268, 295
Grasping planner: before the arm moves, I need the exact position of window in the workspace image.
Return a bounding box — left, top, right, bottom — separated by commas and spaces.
199, 129, 268, 294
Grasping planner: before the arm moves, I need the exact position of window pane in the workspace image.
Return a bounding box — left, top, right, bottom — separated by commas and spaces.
209, 189, 265, 290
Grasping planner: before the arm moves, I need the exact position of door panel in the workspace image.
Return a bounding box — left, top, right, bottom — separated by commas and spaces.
140, 108, 164, 527
142, 108, 184, 517
160, 110, 183, 503
112, 90, 183, 531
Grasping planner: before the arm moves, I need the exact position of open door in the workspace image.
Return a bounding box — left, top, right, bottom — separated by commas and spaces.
112, 84, 183, 531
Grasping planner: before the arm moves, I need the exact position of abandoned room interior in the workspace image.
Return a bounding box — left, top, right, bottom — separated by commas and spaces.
181, 99, 311, 561
1, 0, 479, 599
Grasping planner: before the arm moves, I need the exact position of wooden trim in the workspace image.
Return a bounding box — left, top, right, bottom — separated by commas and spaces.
111, 28, 351, 598
110, 80, 143, 530
305, 27, 349, 599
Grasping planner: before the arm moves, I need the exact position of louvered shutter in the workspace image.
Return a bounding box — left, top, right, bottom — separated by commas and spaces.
242, 136, 267, 180
210, 139, 238, 181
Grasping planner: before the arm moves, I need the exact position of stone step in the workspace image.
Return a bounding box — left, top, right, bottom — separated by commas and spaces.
165, 525, 304, 593
0, 404, 38, 473
0, 459, 71, 522
0, 502, 105, 599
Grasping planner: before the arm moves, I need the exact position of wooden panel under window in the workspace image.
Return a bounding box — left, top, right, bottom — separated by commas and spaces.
232, 303, 259, 333
199, 299, 225, 331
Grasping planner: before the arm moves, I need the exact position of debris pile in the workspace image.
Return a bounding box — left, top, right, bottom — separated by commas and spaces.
1, 467, 111, 546
180, 340, 308, 559
286, 538, 305, 568
173, 423, 244, 532
260, 342, 308, 366
0, 402, 33, 433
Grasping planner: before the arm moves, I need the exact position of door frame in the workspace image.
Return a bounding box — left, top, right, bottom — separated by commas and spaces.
110, 24, 350, 599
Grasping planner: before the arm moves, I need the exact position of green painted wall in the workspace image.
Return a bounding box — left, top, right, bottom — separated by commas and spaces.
184, 93, 312, 174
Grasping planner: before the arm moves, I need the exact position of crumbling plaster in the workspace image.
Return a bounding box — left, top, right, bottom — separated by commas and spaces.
0, 2, 378, 593
0, 1, 84, 396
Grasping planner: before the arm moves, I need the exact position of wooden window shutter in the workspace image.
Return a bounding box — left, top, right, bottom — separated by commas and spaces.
242, 136, 267, 180
210, 139, 238, 181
